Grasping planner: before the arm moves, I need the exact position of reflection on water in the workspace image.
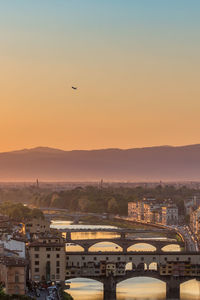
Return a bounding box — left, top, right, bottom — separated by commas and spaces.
66, 278, 200, 300
51, 220, 200, 300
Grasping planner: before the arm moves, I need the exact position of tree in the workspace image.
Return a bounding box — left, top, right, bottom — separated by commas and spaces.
107, 197, 119, 214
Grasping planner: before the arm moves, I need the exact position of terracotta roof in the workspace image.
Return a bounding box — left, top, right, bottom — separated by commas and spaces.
0, 255, 27, 267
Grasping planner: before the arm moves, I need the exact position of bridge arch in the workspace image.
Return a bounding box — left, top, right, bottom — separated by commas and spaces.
116, 276, 166, 298
65, 276, 104, 284
161, 244, 181, 252
180, 278, 200, 297
89, 242, 123, 252
65, 243, 85, 252
127, 242, 156, 252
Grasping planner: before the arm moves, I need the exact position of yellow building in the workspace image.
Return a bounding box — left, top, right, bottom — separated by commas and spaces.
29, 234, 65, 284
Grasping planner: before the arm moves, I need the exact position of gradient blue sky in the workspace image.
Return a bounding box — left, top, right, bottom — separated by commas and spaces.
0, 0, 200, 151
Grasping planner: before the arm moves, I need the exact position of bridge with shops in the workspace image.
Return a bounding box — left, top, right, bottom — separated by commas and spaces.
65, 251, 200, 300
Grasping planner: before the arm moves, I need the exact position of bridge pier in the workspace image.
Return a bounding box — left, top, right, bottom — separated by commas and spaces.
156, 246, 162, 252
103, 276, 117, 300
66, 232, 72, 240
120, 232, 126, 239
166, 278, 180, 299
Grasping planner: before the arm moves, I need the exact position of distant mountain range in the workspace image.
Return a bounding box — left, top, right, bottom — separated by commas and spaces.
1, 144, 200, 181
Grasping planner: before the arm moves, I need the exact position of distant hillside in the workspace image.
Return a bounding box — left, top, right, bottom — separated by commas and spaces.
1, 145, 200, 181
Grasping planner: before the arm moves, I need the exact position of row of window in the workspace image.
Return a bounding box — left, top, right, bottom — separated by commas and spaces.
34, 247, 61, 251
34, 261, 60, 267
34, 268, 60, 274
35, 254, 60, 258
66, 256, 192, 263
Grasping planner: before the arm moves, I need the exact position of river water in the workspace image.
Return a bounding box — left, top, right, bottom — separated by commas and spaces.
51, 220, 200, 300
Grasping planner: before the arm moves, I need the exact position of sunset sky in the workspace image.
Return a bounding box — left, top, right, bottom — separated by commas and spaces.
1, 0, 200, 152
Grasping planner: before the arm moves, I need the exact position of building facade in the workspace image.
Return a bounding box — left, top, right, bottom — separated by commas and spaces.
0, 245, 27, 295
29, 234, 65, 284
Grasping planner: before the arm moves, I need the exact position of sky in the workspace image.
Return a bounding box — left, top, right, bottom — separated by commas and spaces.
1, 0, 200, 152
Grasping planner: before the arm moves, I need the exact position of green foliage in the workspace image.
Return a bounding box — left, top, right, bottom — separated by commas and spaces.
107, 197, 119, 214
30, 184, 199, 217
0, 202, 44, 221
62, 291, 74, 300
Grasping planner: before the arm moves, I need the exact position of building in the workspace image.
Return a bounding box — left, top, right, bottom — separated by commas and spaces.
22, 217, 50, 237
28, 233, 65, 284
128, 201, 144, 221
0, 245, 27, 295
128, 202, 139, 221
128, 201, 178, 226
0, 234, 26, 258
161, 205, 178, 225
160, 261, 200, 277
190, 207, 200, 238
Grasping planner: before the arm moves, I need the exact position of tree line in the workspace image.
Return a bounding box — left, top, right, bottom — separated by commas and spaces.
31, 185, 200, 216
0, 202, 44, 221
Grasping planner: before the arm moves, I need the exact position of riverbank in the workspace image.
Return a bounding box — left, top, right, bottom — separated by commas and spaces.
77, 215, 177, 239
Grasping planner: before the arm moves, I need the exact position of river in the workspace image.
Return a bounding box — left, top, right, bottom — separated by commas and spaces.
51, 220, 200, 300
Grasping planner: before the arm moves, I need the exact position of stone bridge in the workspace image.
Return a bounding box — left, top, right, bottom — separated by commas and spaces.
66, 237, 184, 252
65, 251, 200, 299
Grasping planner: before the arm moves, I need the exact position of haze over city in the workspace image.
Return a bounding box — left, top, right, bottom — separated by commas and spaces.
1, 0, 200, 152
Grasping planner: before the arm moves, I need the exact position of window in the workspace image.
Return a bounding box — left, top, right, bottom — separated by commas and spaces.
141, 257, 144, 261
94, 257, 97, 261
35, 268, 39, 272
106, 257, 109, 261
66, 256, 69, 260
15, 272, 19, 283
56, 248, 60, 251
56, 261, 60, 267
118, 257, 121, 261
46, 248, 51, 251
34, 247, 39, 251
35, 254, 39, 258
56, 254, 60, 258
56, 268, 60, 274
82, 257, 85, 260
35, 261, 39, 265
47, 254, 50, 258
129, 257, 132, 261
